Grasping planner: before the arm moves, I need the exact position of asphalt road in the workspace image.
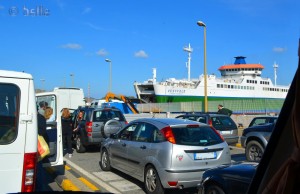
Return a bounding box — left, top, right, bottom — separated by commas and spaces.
41, 145, 246, 193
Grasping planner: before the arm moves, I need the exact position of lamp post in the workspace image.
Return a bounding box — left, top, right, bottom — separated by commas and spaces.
197, 20, 208, 112
105, 59, 112, 92
70, 73, 74, 87
40, 79, 45, 91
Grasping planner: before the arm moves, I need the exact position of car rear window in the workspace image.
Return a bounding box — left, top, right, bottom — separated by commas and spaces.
171, 126, 223, 146
94, 110, 125, 121
212, 116, 237, 129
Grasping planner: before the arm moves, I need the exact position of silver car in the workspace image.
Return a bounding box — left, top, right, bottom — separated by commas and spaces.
99, 118, 231, 194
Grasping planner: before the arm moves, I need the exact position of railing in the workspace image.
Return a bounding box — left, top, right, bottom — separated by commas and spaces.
136, 99, 284, 115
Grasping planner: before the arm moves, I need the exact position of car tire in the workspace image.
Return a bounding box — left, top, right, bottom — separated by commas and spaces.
144, 165, 164, 194
75, 135, 86, 153
246, 140, 264, 162
205, 183, 225, 194
101, 119, 122, 138
100, 149, 111, 171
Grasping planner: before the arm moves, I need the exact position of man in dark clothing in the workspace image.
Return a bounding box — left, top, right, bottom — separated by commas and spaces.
217, 104, 233, 116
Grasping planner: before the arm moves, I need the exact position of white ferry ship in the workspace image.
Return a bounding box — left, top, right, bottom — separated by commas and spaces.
134, 45, 289, 113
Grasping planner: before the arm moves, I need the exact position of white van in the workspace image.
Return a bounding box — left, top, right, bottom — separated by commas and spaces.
0, 70, 38, 192
35, 87, 85, 163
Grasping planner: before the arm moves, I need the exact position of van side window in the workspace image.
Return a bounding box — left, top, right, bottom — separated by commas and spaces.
36, 95, 57, 122
0, 84, 20, 144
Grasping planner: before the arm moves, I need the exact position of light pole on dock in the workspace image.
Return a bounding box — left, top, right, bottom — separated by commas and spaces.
197, 20, 208, 112
105, 58, 112, 92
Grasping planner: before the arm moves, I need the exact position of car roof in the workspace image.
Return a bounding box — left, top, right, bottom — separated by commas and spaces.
131, 118, 208, 126
77, 106, 121, 111
177, 113, 228, 117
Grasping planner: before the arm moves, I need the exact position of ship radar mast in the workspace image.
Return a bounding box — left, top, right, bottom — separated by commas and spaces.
273, 62, 278, 86
183, 43, 193, 81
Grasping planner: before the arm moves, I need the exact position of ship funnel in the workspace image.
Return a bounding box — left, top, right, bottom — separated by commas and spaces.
234, 56, 247, 64
152, 68, 156, 84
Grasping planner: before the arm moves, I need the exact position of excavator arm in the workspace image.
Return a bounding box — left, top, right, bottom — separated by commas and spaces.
105, 92, 139, 114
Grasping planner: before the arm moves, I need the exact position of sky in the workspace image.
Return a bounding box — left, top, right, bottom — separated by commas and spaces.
0, 0, 299, 99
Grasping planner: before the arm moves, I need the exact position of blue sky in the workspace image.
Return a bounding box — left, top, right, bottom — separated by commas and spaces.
0, 0, 299, 99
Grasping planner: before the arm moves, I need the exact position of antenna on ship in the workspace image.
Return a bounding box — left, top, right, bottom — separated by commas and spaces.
273, 62, 278, 86
183, 43, 193, 81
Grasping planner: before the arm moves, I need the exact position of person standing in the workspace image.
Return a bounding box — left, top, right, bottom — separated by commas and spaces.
217, 104, 233, 116
61, 108, 73, 158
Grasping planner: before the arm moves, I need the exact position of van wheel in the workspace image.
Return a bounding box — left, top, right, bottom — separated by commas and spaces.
246, 140, 264, 162
100, 149, 111, 171
75, 135, 86, 153
144, 165, 164, 194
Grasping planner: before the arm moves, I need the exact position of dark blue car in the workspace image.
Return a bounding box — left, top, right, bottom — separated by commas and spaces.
198, 162, 257, 194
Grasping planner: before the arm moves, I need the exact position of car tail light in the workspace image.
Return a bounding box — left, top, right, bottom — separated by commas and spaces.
208, 119, 213, 127
21, 152, 37, 192
168, 181, 178, 187
125, 121, 128, 125
187, 124, 199, 128
161, 126, 176, 144
211, 126, 225, 141
86, 121, 92, 133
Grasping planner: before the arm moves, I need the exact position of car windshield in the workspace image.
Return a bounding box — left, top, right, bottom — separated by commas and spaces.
171, 126, 223, 146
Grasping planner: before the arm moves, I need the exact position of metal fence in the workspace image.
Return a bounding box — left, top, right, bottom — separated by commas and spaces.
136, 99, 284, 115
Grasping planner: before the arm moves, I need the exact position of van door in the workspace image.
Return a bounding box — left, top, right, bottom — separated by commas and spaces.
0, 75, 37, 192
36, 94, 64, 166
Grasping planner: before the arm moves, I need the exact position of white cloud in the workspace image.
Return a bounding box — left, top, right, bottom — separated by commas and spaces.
96, 49, 108, 56
273, 47, 286, 53
82, 7, 91, 15
134, 50, 148, 58
61, 43, 82, 49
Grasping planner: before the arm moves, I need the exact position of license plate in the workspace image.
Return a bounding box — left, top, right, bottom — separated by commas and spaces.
221, 130, 231, 135
194, 152, 217, 160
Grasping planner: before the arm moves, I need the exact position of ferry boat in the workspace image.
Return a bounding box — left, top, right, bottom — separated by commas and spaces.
133, 45, 289, 113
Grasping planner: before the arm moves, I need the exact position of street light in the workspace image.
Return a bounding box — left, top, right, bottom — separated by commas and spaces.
40, 79, 45, 91
70, 73, 74, 87
197, 20, 208, 112
105, 58, 112, 92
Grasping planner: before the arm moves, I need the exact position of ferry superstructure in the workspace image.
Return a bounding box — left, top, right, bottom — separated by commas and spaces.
134, 46, 289, 111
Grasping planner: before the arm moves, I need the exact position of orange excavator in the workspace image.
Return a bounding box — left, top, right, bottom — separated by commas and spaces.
104, 92, 139, 114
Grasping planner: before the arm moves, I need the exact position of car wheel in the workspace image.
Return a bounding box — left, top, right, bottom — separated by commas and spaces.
205, 183, 225, 194
100, 149, 111, 171
75, 135, 86, 153
144, 165, 164, 194
246, 140, 264, 162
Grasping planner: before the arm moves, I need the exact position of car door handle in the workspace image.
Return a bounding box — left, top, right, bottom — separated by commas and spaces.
122, 143, 126, 147
94, 124, 99, 127
140, 145, 146, 149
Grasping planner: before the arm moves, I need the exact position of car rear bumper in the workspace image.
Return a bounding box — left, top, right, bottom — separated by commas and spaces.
159, 169, 205, 189
224, 136, 239, 145
240, 136, 246, 147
